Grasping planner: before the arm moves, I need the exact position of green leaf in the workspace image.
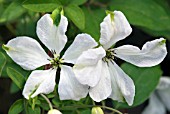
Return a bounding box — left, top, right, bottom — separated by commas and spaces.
23, 0, 61, 12
70, 0, 87, 5
0, 52, 6, 76
113, 63, 162, 108
7, 67, 25, 89
8, 99, 24, 114
27, 106, 41, 114
109, 0, 170, 39
64, 4, 85, 30
0, 0, 26, 23
141, 27, 170, 38
81, 7, 105, 41
10, 82, 20, 94
59, 0, 87, 5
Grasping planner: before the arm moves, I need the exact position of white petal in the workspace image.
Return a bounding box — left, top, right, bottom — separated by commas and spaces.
108, 61, 135, 106
58, 65, 88, 101
157, 77, 170, 90
4, 37, 50, 70
142, 93, 166, 114
62, 33, 98, 64
74, 60, 103, 87
157, 81, 170, 111
108, 62, 124, 103
22, 69, 56, 99
89, 61, 112, 102
114, 38, 167, 67
100, 11, 132, 49
73, 47, 106, 87
74, 47, 106, 66
37, 14, 68, 54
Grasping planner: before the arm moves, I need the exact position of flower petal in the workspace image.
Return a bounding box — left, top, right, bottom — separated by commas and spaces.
4, 37, 50, 70
58, 65, 88, 101
142, 93, 166, 114
108, 61, 135, 106
100, 11, 132, 49
89, 61, 112, 102
37, 14, 68, 54
73, 47, 106, 87
157, 77, 170, 90
74, 47, 106, 66
22, 69, 56, 99
62, 33, 98, 64
114, 38, 167, 67
157, 77, 170, 111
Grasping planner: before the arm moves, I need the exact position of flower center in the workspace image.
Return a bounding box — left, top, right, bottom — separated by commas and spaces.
50, 54, 63, 68
103, 49, 115, 62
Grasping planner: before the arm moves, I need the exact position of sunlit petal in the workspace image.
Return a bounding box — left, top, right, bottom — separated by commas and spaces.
114, 38, 167, 67
73, 47, 106, 87
37, 14, 68, 54
108, 61, 135, 106
4, 36, 50, 70
62, 33, 98, 64
23, 69, 56, 99
58, 65, 88, 100
89, 61, 112, 102
100, 11, 132, 49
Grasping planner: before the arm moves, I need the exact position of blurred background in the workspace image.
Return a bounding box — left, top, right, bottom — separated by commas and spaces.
0, 0, 170, 114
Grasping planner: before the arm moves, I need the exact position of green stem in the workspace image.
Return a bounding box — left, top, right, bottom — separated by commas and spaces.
100, 106, 122, 114
58, 105, 122, 114
101, 100, 105, 107
40, 94, 53, 110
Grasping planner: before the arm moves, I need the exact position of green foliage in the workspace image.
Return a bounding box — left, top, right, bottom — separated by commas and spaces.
109, 0, 170, 38
59, 0, 87, 5
51, 7, 62, 26
0, 52, 6, 76
7, 67, 26, 89
113, 63, 162, 108
8, 99, 24, 114
81, 7, 105, 41
10, 82, 20, 94
0, 0, 26, 23
27, 106, 41, 114
23, 0, 61, 12
64, 5, 85, 30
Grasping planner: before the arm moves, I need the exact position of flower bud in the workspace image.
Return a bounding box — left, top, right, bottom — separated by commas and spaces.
91, 107, 104, 114
48, 109, 62, 114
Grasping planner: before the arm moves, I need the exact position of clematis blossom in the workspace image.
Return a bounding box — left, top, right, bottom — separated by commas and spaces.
73, 11, 167, 105
3, 14, 98, 100
142, 77, 170, 114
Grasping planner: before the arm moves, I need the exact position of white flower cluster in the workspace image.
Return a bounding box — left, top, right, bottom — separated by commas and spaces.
3, 10, 167, 106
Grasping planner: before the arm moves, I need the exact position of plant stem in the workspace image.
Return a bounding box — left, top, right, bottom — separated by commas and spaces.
100, 106, 122, 114
58, 104, 122, 114
40, 94, 53, 110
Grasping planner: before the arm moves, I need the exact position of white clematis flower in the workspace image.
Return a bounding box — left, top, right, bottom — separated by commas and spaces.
3, 14, 98, 100
142, 77, 170, 114
74, 11, 167, 105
